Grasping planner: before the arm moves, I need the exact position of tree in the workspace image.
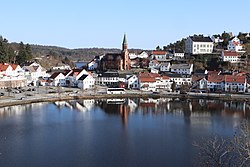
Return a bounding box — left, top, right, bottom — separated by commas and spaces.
156, 46, 162, 51
193, 120, 250, 167
16, 42, 33, 64
221, 31, 231, 49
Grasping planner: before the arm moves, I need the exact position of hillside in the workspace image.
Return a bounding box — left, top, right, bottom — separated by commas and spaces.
27, 44, 147, 62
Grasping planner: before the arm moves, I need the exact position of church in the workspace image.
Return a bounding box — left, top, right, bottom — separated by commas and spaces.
99, 34, 131, 71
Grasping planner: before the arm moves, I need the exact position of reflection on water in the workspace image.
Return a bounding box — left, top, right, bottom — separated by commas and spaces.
0, 98, 249, 167
0, 98, 249, 120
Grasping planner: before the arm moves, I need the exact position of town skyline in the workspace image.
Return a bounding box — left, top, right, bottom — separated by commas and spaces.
2, 0, 250, 50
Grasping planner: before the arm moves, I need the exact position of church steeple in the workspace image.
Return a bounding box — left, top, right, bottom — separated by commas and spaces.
122, 33, 128, 50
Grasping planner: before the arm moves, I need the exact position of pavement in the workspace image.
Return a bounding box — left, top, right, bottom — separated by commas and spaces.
1, 86, 250, 107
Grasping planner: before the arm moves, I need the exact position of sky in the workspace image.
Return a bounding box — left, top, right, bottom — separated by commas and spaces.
1, 0, 250, 50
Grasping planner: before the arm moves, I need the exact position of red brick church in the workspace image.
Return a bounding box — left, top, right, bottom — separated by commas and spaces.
99, 34, 131, 71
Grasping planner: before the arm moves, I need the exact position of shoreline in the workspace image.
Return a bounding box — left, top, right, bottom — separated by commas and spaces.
0, 92, 250, 108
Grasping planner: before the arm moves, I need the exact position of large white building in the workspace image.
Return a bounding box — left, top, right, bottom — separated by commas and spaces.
185, 35, 214, 54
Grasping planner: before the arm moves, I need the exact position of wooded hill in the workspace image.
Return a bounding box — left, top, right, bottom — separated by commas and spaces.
27, 44, 147, 62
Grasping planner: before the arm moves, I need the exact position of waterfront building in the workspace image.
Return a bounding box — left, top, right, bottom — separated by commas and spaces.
127, 75, 139, 89
139, 72, 171, 92
49, 72, 66, 86
77, 74, 95, 90
224, 75, 246, 93
95, 71, 119, 86
22, 62, 47, 86
165, 73, 192, 88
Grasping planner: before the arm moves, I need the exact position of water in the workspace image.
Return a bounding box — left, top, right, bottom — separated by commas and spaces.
75, 62, 87, 68
0, 98, 249, 167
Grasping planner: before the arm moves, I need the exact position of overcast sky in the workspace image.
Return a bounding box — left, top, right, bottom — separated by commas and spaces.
1, 0, 250, 49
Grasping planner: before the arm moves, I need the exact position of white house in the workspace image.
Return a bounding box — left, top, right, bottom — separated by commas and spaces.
211, 35, 224, 43
227, 37, 243, 52
87, 60, 98, 71
224, 75, 246, 93
77, 74, 95, 90
155, 75, 172, 91
170, 64, 193, 75
221, 51, 241, 63
95, 71, 119, 86
207, 74, 225, 92
66, 69, 89, 87
0, 64, 13, 77
129, 51, 149, 60
49, 72, 66, 86
22, 63, 47, 86
160, 62, 171, 72
10, 64, 24, 77
151, 51, 166, 59
139, 73, 172, 92
185, 35, 214, 54
51, 64, 71, 70
174, 49, 185, 58
139, 73, 158, 91
149, 60, 160, 69
166, 74, 192, 88
192, 75, 208, 90
127, 75, 139, 89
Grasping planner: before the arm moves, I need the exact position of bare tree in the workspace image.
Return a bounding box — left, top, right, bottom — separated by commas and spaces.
193, 120, 250, 167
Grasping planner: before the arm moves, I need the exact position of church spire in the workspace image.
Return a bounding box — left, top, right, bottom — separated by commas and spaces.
122, 33, 128, 50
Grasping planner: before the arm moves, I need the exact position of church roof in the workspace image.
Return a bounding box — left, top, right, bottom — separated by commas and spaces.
123, 34, 127, 45
102, 53, 122, 61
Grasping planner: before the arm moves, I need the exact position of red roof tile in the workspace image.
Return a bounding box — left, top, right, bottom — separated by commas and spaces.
152, 51, 167, 55
208, 74, 224, 82
0, 64, 10, 71
223, 51, 238, 57
225, 75, 245, 83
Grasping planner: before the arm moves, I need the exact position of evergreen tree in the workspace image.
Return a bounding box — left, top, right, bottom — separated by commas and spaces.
16, 42, 33, 64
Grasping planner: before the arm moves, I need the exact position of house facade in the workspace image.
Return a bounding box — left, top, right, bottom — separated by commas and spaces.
170, 64, 193, 75
174, 49, 185, 58
127, 75, 139, 89
95, 71, 119, 86
166, 74, 192, 88
221, 51, 241, 63
227, 37, 243, 52
185, 35, 214, 54
77, 74, 95, 90
224, 75, 246, 93
160, 62, 171, 72
49, 72, 66, 86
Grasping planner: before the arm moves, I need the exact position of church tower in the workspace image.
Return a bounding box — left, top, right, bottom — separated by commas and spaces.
121, 34, 130, 70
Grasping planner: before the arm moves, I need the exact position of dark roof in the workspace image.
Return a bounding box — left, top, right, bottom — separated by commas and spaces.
50, 72, 62, 79
101, 71, 119, 77
102, 53, 122, 61
78, 74, 88, 81
194, 69, 206, 74
190, 35, 213, 42
174, 49, 184, 53
164, 73, 191, 78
